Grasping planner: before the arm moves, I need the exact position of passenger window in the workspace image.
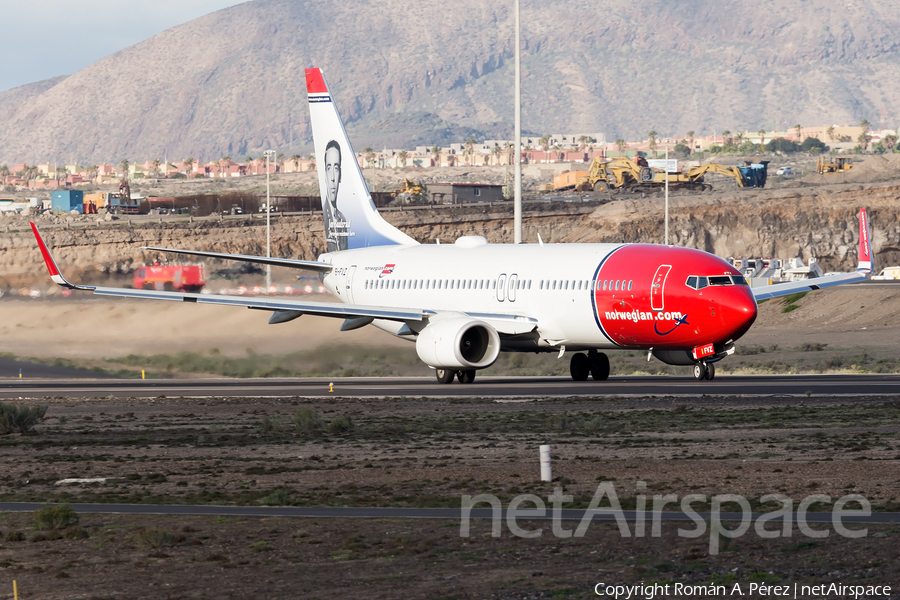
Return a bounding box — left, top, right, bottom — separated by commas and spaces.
628, 280, 633, 291
615, 281, 620, 291
528, 280, 532, 289
552, 281, 557, 290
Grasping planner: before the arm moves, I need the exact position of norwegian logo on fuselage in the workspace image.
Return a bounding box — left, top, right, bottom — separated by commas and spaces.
379, 264, 395, 278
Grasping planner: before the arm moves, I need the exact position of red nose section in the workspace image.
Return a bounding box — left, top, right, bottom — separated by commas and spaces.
721, 286, 758, 342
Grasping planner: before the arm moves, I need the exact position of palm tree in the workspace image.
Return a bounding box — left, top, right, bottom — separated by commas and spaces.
577, 135, 590, 152
398, 150, 408, 167
491, 145, 501, 165
504, 142, 514, 165
859, 119, 872, 152
363, 147, 376, 168
882, 133, 898, 153
290, 154, 301, 172
758, 129, 767, 147
88, 165, 99, 182
431, 145, 442, 167
245, 155, 254, 164
794, 124, 802, 142
647, 130, 658, 158
733, 132, 745, 146
615, 138, 626, 153
119, 158, 130, 177
826, 126, 835, 142
686, 131, 695, 154
183, 157, 194, 175
307, 154, 316, 170
464, 138, 476, 166
721, 130, 732, 146
151, 158, 161, 177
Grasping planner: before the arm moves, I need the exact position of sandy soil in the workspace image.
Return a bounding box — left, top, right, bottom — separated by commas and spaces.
0, 394, 897, 599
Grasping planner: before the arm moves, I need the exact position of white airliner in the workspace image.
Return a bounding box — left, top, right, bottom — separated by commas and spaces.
32, 68, 874, 384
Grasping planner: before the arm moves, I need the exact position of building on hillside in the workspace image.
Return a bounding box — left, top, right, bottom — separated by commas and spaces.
427, 183, 504, 204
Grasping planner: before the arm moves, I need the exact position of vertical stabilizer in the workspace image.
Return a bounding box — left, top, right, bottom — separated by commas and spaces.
857, 208, 873, 273
305, 68, 417, 252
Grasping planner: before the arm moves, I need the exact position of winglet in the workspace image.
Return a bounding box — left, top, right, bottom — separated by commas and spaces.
857, 209, 873, 274
30, 222, 92, 290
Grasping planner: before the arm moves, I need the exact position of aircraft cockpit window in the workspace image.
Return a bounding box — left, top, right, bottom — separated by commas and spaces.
686, 276, 697, 289
731, 275, 748, 285
708, 275, 733, 286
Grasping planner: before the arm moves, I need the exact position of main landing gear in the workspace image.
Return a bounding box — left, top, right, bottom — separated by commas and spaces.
435, 369, 476, 384
692, 361, 716, 381
569, 350, 610, 381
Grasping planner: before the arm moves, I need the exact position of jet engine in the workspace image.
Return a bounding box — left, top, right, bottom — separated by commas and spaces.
415, 318, 501, 369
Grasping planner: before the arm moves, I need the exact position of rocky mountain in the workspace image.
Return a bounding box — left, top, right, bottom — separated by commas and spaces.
2, 0, 900, 164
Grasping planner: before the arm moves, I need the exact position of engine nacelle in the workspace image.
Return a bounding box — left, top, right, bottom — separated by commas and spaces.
415, 318, 501, 370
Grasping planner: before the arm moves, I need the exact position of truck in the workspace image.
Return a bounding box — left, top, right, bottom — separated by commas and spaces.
133, 263, 206, 292
872, 266, 900, 280
568, 157, 769, 193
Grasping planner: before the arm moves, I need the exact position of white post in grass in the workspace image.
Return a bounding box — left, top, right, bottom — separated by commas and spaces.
540, 444, 552, 482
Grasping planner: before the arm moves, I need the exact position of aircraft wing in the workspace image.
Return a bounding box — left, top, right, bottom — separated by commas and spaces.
141, 246, 332, 273
752, 270, 868, 301
32, 223, 540, 331
752, 208, 873, 302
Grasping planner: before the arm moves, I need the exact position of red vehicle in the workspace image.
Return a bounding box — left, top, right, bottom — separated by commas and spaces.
133, 263, 205, 292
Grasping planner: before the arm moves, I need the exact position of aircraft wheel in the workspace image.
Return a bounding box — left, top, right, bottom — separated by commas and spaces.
458, 370, 476, 384
705, 363, 716, 380
590, 352, 610, 381
570, 353, 590, 381
692, 362, 708, 381
436, 369, 456, 384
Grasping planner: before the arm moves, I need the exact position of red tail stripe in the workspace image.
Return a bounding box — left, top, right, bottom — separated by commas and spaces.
30, 222, 59, 277
305, 68, 328, 94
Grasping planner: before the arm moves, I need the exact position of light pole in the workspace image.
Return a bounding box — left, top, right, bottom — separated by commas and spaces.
664, 145, 669, 246
513, 0, 522, 244
264, 149, 276, 291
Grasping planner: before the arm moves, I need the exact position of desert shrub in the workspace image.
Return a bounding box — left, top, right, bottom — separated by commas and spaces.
258, 414, 290, 434
5, 531, 24, 542
292, 408, 323, 434
0, 403, 48, 434
261, 489, 293, 506
250, 541, 271, 552
134, 529, 178, 549
33, 504, 79, 531
328, 415, 353, 433
63, 526, 88, 540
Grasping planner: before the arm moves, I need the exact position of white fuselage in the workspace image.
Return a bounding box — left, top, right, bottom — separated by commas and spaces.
320, 239, 621, 349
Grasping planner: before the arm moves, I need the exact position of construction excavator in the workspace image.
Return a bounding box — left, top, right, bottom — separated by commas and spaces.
568, 157, 769, 193
816, 156, 853, 175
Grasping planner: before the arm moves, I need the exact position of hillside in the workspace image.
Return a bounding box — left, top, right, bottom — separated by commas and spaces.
2, 178, 899, 289
2, 0, 900, 164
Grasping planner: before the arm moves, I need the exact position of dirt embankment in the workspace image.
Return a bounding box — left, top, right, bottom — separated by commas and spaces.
3, 177, 900, 288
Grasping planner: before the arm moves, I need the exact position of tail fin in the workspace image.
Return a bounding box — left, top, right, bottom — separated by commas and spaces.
305, 68, 417, 252
857, 208, 873, 273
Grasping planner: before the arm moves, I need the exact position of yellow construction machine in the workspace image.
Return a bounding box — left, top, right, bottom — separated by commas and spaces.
816, 156, 853, 174
571, 157, 769, 193
392, 179, 427, 203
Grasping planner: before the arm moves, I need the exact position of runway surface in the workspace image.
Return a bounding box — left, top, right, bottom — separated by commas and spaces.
1, 373, 899, 399
0, 502, 893, 524
0, 357, 113, 380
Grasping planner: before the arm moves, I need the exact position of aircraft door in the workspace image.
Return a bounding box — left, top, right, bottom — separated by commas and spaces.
497, 273, 507, 302
650, 264, 672, 311
345, 265, 357, 303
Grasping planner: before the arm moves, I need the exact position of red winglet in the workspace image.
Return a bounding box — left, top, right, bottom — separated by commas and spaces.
305, 68, 328, 94
858, 209, 873, 272
30, 222, 60, 277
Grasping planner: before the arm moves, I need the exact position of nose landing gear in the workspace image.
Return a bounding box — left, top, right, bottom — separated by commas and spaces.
692, 361, 716, 381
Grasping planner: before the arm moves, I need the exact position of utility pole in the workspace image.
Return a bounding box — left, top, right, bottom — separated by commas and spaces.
513, 0, 522, 244
264, 149, 276, 291
664, 145, 669, 246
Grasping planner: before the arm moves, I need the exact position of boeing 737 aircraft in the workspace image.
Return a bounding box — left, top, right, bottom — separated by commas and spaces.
31, 68, 874, 384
